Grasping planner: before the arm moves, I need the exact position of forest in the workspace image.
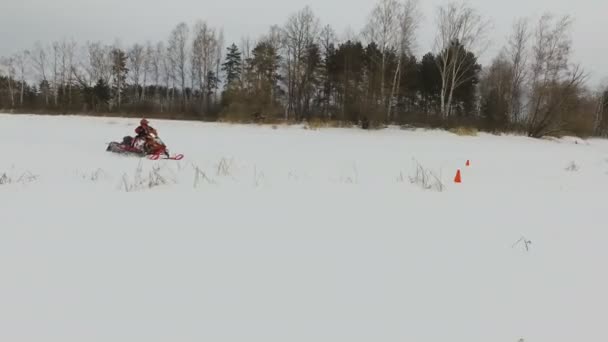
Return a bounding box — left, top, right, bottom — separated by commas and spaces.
1, 0, 607, 137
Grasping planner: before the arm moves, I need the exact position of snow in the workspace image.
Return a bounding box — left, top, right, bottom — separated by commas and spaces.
1, 113, 608, 342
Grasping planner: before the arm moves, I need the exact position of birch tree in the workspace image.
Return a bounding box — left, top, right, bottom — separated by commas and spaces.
388, 0, 421, 121
15, 50, 30, 106
51, 42, 60, 106
59, 40, 77, 107
160, 42, 174, 110
111, 48, 128, 110
150, 42, 164, 106
434, 2, 490, 118
128, 43, 145, 102
192, 20, 220, 111
505, 18, 531, 122
30, 42, 50, 105
142, 42, 153, 101
364, 0, 401, 117
168, 22, 189, 108
215, 29, 224, 100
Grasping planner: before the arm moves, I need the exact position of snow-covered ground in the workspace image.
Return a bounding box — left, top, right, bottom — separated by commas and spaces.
1, 113, 608, 342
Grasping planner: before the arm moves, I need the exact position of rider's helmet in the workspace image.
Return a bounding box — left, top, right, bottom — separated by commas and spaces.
140, 118, 149, 126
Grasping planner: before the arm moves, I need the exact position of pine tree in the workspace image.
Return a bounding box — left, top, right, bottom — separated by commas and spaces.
93, 78, 111, 111
205, 70, 219, 113
327, 40, 366, 122
418, 53, 442, 114
221, 43, 242, 90
250, 41, 281, 104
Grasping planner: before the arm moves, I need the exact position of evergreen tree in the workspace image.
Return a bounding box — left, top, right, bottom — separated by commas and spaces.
205, 70, 219, 114
221, 43, 242, 90
328, 40, 365, 122
93, 78, 111, 111
249, 41, 281, 104
418, 53, 442, 114
396, 54, 419, 117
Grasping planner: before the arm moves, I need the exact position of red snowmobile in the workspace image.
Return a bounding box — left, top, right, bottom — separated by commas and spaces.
106, 132, 183, 160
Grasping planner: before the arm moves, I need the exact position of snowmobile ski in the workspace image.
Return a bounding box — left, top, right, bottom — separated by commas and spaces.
148, 153, 184, 161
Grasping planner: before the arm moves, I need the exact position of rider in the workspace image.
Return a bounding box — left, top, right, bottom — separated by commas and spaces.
134, 118, 163, 154
135, 118, 157, 139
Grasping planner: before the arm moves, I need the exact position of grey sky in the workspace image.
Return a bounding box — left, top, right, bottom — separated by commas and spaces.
2, 0, 607, 86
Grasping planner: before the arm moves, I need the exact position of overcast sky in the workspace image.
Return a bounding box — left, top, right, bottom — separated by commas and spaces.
2, 0, 607, 86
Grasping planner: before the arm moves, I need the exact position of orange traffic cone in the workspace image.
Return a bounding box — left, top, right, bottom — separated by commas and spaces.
454, 169, 462, 183
466, 160, 470, 167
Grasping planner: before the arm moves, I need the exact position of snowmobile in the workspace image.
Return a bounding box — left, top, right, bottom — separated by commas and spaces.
106, 133, 183, 160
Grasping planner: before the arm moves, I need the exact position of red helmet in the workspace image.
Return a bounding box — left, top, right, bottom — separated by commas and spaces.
140, 118, 149, 126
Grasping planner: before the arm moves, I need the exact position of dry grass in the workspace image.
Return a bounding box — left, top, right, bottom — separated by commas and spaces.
192, 164, 216, 188
216, 157, 235, 177
120, 161, 177, 192
406, 158, 444, 192
0, 169, 39, 186
303, 118, 352, 130
449, 126, 479, 136
80, 168, 108, 182
565, 161, 580, 172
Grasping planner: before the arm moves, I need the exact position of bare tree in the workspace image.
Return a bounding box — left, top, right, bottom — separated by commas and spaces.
319, 24, 337, 118
161, 42, 174, 111
168, 22, 189, 108
526, 13, 587, 137
239, 36, 255, 92
142, 42, 153, 101
478, 52, 513, 124
284, 6, 320, 119
388, 0, 421, 121
14, 50, 30, 106
57, 39, 77, 108
364, 0, 402, 117
319, 25, 337, 54
190, 33, 200, 96
434, 1, 490, 118
215, 28, 225, 100
90, 42, 112, 84
505, 18, 532, 122
240, 36, 254, 62
0, 56, 16, 107
67, 41, 77, 107
128, 43, 145, 102
192, 20, 220, 112
595, 83, 608, 136
30, 42, 50, 105
149, 42, 163, 107
342, 26, 358, 42
51, 42, 60, 106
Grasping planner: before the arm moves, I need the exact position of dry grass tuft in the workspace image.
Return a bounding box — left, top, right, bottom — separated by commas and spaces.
449, 126, 478, 136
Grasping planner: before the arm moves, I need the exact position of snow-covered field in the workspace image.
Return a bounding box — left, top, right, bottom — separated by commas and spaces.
1, 113, 608, 342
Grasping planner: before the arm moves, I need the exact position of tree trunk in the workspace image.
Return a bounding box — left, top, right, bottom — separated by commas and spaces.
7, 74, 15, 108
20, 80, 24, 106
388, 55, 402, 123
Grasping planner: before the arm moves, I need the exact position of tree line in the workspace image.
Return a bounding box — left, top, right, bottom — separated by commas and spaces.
1, 0, 607, 138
